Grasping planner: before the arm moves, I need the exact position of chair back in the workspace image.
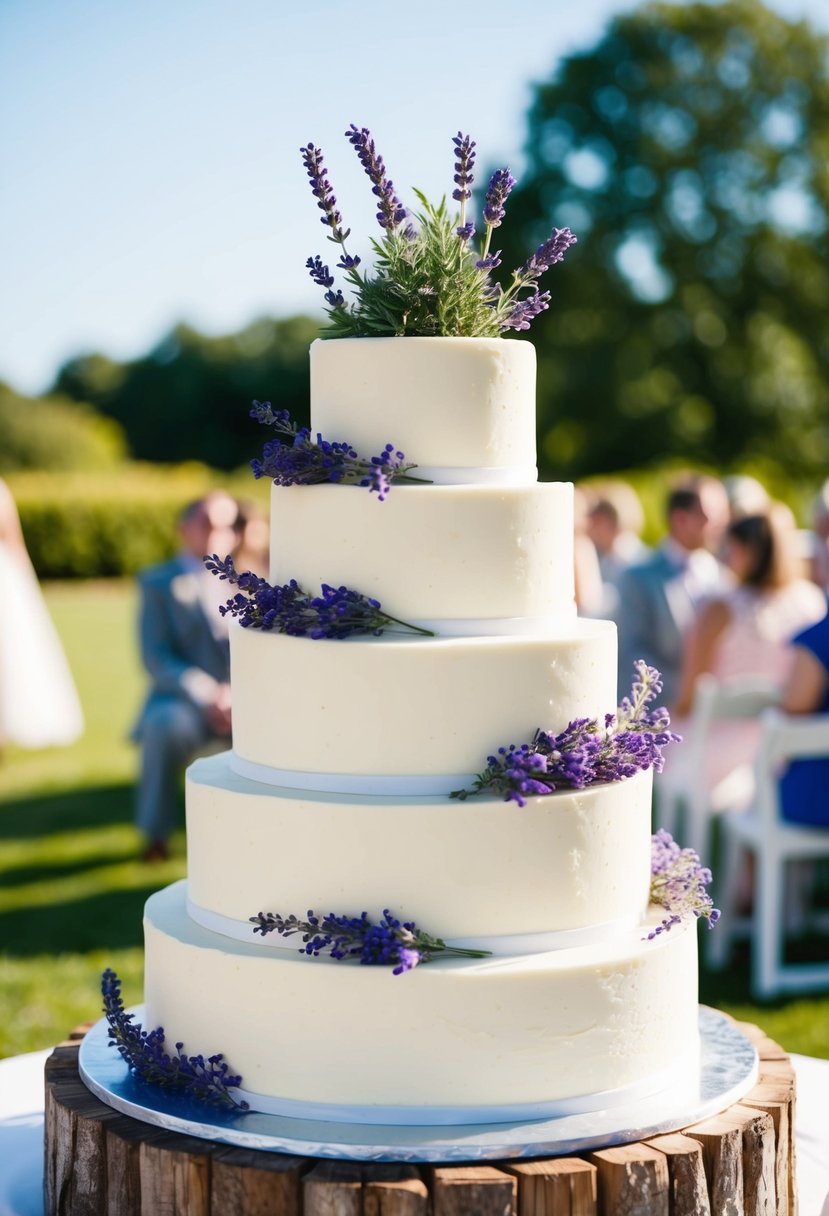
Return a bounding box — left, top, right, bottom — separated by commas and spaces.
685, 673, 778, 772
754, 709, 829, 832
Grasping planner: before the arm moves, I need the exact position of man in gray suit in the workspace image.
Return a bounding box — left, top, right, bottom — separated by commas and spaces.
134, 492, 241, 860
616, 477, 730, 708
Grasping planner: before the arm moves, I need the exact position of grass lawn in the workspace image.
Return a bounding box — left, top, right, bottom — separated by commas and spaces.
1, 580, 828, 1060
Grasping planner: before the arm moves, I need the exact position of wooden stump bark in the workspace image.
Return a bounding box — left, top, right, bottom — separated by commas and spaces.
43, 1019, 797, 1216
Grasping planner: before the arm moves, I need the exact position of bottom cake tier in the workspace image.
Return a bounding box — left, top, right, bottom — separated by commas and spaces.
144, 882, 700, 1125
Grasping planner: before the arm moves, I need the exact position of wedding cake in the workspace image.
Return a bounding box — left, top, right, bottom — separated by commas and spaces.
140, 332, 701, 1125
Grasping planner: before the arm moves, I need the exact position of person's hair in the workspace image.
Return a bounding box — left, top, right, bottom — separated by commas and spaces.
727, 512, 795, 589
177, 492, 238, 528
666, 484, 703, 518
589, 481, 644, 535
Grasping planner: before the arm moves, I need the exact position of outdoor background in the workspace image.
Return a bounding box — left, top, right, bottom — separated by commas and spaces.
2, 0, 829, 1057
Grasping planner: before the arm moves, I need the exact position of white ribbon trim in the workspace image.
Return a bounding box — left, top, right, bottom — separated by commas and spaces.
186, 898, 641, 959
405, 612, 575, 638
229, 752, 470, 796
230, 1057, 696, 1126
412, 464, 538, 486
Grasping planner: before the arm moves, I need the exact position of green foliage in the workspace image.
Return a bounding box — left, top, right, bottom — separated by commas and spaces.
0, 381, 126, 472
499, 0, 829, 481
53, 315, 319, 469
7, 466, 268, 579
326, 194, 502, 338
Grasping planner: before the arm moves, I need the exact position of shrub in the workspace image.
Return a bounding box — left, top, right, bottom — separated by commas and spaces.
0, 382, 127, 472
7, 465, 269, 579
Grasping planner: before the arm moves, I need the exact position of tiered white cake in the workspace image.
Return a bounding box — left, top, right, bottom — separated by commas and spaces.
142, 336, 699, 1124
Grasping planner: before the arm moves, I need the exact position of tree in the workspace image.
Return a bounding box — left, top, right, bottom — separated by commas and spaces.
0, 382, 126, 472
54, 314, 319, 469
500, 0, 829, 482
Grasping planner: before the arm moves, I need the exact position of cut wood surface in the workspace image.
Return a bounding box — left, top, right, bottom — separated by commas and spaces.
43, 1018, 797, 1216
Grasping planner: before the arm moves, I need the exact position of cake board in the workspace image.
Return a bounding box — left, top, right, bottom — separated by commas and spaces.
45, 1009, 797, 1215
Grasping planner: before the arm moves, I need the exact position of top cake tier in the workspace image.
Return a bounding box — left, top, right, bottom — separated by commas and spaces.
310, 336, 537, 483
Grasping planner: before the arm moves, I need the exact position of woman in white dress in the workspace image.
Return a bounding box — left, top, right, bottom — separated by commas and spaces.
0, 478, 84, 749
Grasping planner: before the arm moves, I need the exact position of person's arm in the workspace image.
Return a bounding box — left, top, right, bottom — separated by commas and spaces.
779, 645, 828, 715
0, 479, 35, 571
138, 575, 222, 709
673, 597, 732, 717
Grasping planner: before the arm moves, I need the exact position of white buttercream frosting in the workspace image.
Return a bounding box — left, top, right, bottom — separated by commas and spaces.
185, 754, 652, 939
269, 482, 575, 625
310, 337, 537, 471
139, 332, 700, 1121
229, 619, 617, 781
144, 881, 700, 1114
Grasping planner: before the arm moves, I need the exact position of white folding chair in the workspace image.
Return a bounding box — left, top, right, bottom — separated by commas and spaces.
656, 673, 778, 862
708, 709, 829, 997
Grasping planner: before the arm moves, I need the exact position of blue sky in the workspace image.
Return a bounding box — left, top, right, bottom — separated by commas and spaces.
2, 0, 827, 395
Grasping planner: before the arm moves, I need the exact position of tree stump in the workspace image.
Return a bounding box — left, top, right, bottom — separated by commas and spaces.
43, 1019, 797, 1215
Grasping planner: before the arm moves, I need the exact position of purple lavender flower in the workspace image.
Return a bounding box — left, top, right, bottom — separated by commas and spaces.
452, 660, 680, 805
482, 168, 516, 227
476, 251, 502, 270
456, 221, 476, 242
248, 402, 428, 497
648, 830, 720, 937
204, 555, 433, 639
519, 227, 578, 279
452, 132, 476, 204
345, 124, 408, 230
250, 908, 490, 973
300, 142, 348, 241
502, 290, 551, 331
101, 969, 247, 1109
337, 253, 362, 270
306, 255, 334, 289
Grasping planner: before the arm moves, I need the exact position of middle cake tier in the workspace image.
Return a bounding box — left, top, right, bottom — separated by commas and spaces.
186, 753, 653, 948
268, 481, 574, 632
229, 619, 617, 795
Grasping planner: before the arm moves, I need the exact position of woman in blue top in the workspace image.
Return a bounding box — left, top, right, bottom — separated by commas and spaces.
779, 609, 829, 826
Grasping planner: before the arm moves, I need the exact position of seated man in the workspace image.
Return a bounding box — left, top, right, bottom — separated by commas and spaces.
133, 492, 240, 861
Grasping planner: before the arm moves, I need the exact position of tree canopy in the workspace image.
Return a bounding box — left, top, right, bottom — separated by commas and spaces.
53, 315, 318, 469
500, 0, 829, 481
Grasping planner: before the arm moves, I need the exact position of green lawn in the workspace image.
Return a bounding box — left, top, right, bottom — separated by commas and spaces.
1, 580, 828, 1059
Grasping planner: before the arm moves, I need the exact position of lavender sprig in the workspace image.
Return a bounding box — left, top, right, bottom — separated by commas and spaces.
300, 141, 361, 323
300, 142, 350, 244
101, 969, 248, 1110
249, 401, 430, 498
452, 661, 680, 806
301, 125, 576, 337
648, 830, 720, 937
452, 132, 476, 232
480, 167, 516, 262
250, 909, 490, 975
503, 290, 551, 331
345, 123, 408, 230
205, 554, 434, 639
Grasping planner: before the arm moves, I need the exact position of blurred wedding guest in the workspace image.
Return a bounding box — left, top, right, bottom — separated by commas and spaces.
778, 608, 829, 826
809, 479, 829, 592
133, 492, 240, 861
616, 475, 730, 706
585, 481, 650, 618
723, 473, 770, 521
233, 498, 269, 577
669, 510, 826, 789
572, 486, 604, 616
0, 478, 83, 751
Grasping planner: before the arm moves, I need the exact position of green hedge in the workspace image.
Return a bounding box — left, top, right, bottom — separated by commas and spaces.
7, 465, 269, 579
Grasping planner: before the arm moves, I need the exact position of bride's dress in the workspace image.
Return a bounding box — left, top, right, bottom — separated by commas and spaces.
0, 540, 84, 749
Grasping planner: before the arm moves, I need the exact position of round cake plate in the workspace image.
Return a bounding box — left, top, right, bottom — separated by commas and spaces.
78, 1006, 757, 1164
